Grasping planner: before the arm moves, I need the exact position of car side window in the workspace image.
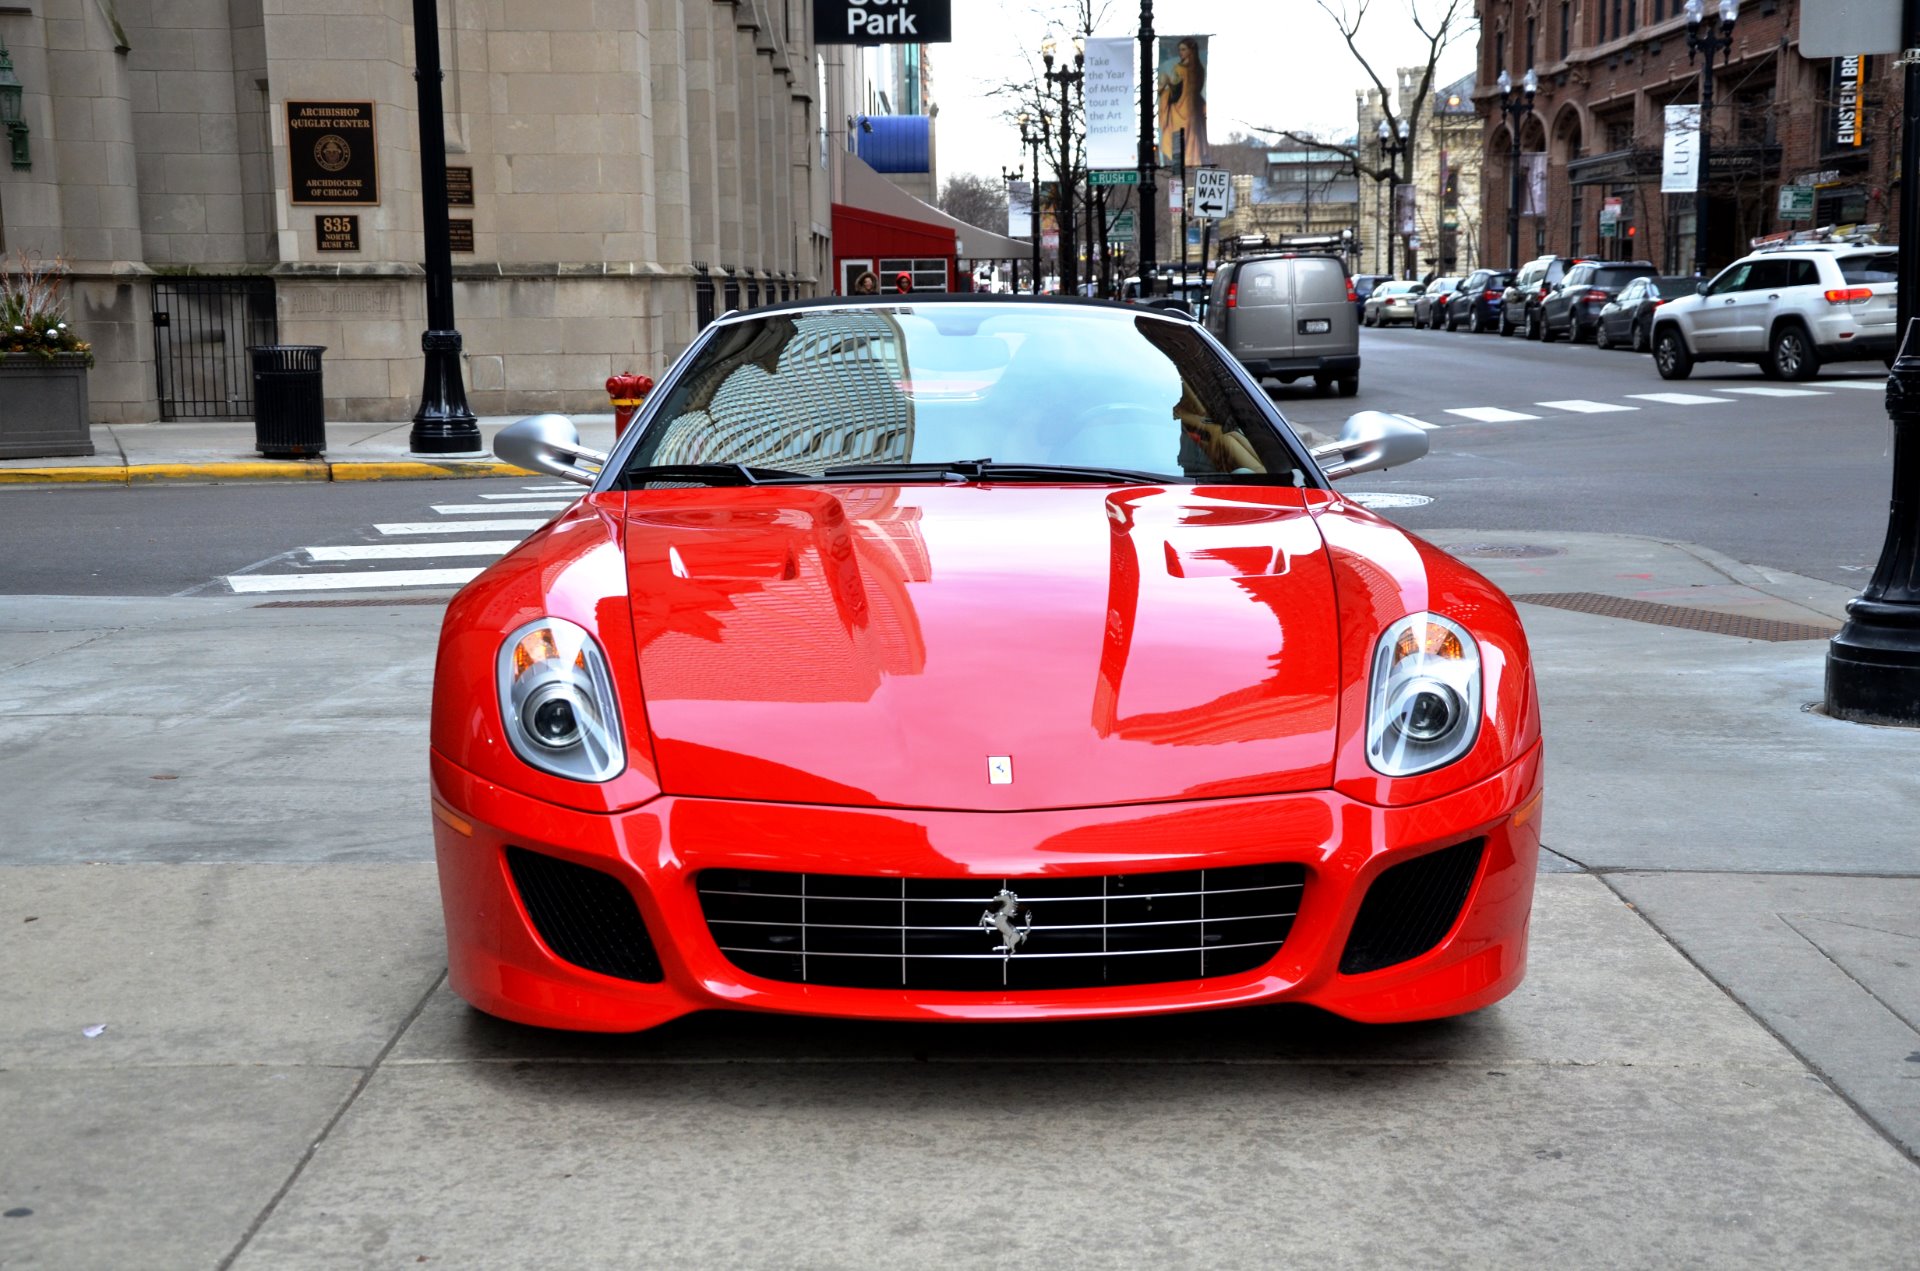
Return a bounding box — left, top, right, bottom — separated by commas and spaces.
1707, 264, 1752, 296
1742, 260, 1792, 290
1619, 280, 1644, 302
1563, 265, 1591, 289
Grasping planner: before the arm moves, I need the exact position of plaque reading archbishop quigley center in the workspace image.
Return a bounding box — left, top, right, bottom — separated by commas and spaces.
287, 101, 379, 205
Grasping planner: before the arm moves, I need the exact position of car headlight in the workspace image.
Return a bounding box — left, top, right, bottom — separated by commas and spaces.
497, 617, 625, 782
1366, 613, 1481, 776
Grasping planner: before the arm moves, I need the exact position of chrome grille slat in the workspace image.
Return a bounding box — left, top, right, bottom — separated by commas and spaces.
697, 863, 1307, 992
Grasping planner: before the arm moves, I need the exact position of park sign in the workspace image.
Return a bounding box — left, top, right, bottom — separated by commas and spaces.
813, 0, 950, 42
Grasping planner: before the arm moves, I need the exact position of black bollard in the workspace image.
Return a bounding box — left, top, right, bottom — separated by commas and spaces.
1825, 317, 1920, 726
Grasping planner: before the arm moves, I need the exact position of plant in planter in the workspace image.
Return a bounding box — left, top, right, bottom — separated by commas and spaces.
0, 252, 96, 459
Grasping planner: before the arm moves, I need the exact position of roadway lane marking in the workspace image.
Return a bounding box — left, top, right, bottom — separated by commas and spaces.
1536, 399, 1638, 413
478, 490, 580, 499
1822, 380, 1888, 390
1400, 416, 1443, 430
1445, 406, 1540, 422
1717, 386, 1830, 397
1628, 392, 1734, 405
432, 502, 570, 514
227, 568, 485, 594
376, 519, 546, 535
304, 542, 520, 562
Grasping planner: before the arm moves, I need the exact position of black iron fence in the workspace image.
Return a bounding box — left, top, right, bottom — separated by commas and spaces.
153, 278, 277, 420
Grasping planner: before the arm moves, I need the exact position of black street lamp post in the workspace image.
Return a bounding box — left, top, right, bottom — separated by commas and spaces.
1000, 163, 1024, 292
1684, 0, 1738, 278
407, 0, 480, 454
1375, 117, 1409, 279
1043, 39, 1084, 296
1019, 114, 1042, 293
1824, 0, 1920, 725
1137, 0, 1158, 292
1495, 68, 1537, 272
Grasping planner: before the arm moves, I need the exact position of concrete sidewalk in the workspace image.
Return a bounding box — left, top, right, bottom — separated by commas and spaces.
0, 414, 616, 484
3, 527, 1917, 1266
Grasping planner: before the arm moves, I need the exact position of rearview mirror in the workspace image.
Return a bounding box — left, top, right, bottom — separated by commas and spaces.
1310, 411, 1430, 481
494, 413, 607, 486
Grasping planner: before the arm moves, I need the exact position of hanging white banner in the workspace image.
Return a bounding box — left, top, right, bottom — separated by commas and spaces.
1662, 104, 1700, 194
1082, 37, 1137, 172
1006, 180, 1033, 238
1523, 153, 1548, 216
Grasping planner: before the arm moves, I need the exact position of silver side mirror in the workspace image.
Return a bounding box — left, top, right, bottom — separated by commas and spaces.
493, 414, 607, 486
1311, 411, 1429, 480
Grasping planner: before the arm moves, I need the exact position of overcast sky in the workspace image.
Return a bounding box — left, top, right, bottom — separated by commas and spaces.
928, 0, 1478, 182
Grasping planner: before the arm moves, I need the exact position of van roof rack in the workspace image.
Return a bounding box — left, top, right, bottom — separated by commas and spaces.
1749, 223, 1883, 251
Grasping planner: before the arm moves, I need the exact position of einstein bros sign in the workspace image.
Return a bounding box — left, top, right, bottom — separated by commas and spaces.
814, 0, 950, 42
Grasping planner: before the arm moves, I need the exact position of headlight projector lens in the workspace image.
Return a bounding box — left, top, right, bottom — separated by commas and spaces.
525, 685, 585, 749
1390, 678, 1463, 743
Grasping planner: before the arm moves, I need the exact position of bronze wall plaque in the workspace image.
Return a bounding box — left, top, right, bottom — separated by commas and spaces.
288, 101, 379, 205
316, 214, 360, 252
448, 219, 475, 252
446, 166, 475, 207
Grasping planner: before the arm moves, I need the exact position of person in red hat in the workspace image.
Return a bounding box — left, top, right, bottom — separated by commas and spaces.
894, 272, 913, 294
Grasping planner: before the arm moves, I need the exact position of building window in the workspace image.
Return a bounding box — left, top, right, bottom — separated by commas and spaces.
1561, 3, 1572, 59
1628, 0, 1638, 31
1496, 26, 1505, 77
1526, 17, 1536, 64
1611, 0, 1622, 40
1569, 187, 1585, 255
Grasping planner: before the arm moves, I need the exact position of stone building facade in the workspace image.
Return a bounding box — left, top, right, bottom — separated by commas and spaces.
1357, 68, 1484, 279
1475, 0, 1901, 274
1, 0, 829, 423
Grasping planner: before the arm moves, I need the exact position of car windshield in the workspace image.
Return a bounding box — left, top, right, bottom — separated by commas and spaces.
622, 303, 1306, 486
1840, 252, 1898, 284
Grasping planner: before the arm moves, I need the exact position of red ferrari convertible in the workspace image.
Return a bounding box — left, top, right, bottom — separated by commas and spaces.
430, 297, 1542, 1032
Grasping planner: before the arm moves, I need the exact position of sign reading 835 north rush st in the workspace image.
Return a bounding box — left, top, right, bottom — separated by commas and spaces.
813, 0, 950, 42
287, 102, 379, 205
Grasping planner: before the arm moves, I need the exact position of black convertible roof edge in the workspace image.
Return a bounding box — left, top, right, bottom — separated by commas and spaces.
713, 293, 1198, 322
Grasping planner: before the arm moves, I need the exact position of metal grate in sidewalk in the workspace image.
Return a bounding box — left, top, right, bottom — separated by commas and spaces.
1509, 592, 1840, 642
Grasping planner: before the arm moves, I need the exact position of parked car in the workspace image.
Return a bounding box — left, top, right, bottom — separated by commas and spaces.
1205, 253, 1360, 395
1595, 275, 1695, 351
1501, 255, 1579, 338
1414, 277, 1462, 329
1444, 269, 1514, 332
1362, 279, 1424, 327
1537, 261, 1657, 343
1651, 242, 1899, 380
445, 295, 1542, 1034
1351, 273, 1390, 320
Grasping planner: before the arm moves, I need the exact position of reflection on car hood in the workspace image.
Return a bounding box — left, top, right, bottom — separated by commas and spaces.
622, 484, 1342, 810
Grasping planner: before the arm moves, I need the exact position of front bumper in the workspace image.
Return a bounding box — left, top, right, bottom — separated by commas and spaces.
431, 744, 1544, 1032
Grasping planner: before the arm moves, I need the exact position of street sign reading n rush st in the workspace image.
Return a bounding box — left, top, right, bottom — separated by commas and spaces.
1089, 170, 1139, 186
813, 0, 951, 43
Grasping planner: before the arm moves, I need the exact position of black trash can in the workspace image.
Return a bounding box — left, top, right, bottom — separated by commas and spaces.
249, 345, 327, 458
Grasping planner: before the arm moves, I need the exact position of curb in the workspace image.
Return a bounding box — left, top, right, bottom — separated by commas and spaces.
0, 459, 534, 485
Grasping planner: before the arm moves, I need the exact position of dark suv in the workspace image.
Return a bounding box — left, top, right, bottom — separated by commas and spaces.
1538, 261, 1656, 343
1501, 255, 1578, 338
1445, 269, 1514, 333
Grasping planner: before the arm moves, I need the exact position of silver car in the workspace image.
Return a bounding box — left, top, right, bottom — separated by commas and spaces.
1362, 280, 1424, 328
1204, 253, 1361, 396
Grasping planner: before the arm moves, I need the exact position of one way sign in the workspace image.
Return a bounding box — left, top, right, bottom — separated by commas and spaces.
1192, 167, 1231, 220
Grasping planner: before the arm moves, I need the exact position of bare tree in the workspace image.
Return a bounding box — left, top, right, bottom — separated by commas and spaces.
940, 173, 1012, 235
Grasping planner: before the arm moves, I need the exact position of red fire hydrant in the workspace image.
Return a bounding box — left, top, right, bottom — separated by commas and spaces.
606, 373, 654, 440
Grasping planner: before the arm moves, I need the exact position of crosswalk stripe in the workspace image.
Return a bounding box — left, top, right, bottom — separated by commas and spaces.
1536, 399, 1637, 413
1628, 392, 1733, 405
376, 519, 546, 535
1445, 406, 1540, 422
1717, 386, 1829, 397
433, 502, 569, 514
228, 567, 485, 594
1399, 416, 1442, 431
478, 490, 578, 499
1823, 380, 1888, 390
304, 541, 519, 562
519, 485, 579, 491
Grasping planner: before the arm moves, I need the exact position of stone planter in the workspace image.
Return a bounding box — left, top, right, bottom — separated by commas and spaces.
0, 352, 93, 458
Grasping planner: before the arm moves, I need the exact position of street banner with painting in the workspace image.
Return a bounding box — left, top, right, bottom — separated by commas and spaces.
1006, 180, 1033, 238
1661, 105, 1700, 193
1156, 35, 1208, 167
1523, 153, 1548, 215
1083, 38, 1136, 170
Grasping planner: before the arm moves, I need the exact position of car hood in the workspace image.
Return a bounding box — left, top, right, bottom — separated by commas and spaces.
621, 484, 1342, 810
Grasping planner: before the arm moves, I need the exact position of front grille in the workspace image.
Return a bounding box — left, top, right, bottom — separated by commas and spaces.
1339, 838, 1485, 975
697, 864, 1306, 991
506, 847, 663, 983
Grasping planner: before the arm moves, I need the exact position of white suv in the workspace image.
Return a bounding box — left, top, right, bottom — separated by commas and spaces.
1650, 243, 1898, 380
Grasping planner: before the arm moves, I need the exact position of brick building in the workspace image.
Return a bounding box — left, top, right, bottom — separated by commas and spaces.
1475, 0, 1900, 275
1358, 68, 1484, 278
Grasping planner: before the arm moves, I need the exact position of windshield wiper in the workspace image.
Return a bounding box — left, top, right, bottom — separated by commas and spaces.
820, 458, 994, 481
621, 462, 811, 487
